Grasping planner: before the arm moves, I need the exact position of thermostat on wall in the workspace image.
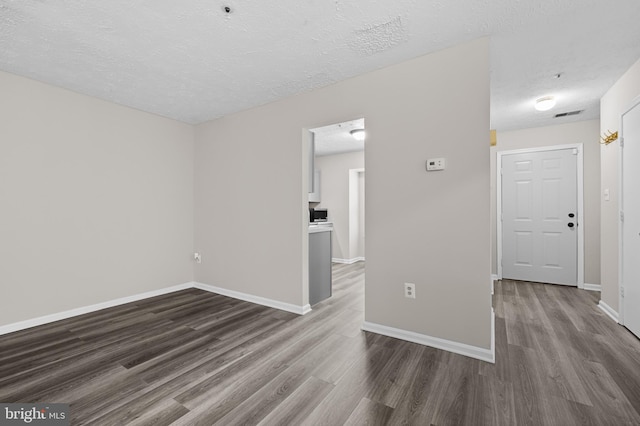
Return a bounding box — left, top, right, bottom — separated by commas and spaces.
426, 158, 446, 171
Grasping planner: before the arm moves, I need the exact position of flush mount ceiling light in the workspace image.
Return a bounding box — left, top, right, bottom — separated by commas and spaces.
535, 96, 556, 111
350, 129, 365, 141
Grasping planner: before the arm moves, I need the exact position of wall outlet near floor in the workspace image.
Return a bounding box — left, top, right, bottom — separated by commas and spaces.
194, 252, 201, 263
404, 283, 416, 299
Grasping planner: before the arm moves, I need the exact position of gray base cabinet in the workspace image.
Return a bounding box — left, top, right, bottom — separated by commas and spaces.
309, 230, 332, 305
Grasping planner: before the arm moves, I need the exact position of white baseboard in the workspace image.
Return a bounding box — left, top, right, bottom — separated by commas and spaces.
598, 300, 619, 323
0, 282, 195, 336
583, 283, 602, 292
491, 308, 495, 363
1, 279, 314, 336
332, 257, 365, 265
194, 282, 310, 316
362, 315, 495, 363
491, 274, 498, 282
1, 280, 497, 364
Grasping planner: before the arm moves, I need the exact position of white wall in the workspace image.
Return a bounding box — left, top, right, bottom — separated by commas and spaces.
195, 38, 492, 350
314, 151, 365, 262
0, 71, 195, 326
490, 120, 601, 285
600, 57, 640, 313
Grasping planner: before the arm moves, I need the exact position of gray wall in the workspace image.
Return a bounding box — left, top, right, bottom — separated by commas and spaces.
0, 71, 195, 326
0, 38, 492, 351
490, 120, 601, 285
194, 38, 492, 349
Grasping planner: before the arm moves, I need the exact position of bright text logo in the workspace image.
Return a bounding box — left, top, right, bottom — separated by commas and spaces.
0, 404, 69, 425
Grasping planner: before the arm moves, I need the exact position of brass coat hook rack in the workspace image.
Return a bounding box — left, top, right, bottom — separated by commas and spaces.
600, 130, 618, 145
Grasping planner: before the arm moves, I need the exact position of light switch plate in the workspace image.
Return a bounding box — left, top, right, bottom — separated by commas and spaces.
426, 158, 446, 171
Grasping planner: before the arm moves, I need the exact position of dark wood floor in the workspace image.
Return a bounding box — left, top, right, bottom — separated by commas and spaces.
2, 263, 640, 425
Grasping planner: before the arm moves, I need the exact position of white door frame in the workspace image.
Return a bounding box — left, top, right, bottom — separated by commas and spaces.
348, 168, 366, 263
497, 144, 585, 288
618, 95, 640, 326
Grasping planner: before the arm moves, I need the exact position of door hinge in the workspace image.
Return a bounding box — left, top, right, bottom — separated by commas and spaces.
620, 137, 624, 148
620, 211, 624, 222
621, 286, 625, 297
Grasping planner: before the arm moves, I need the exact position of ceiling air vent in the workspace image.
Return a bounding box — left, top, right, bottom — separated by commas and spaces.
554, 110, 583, 118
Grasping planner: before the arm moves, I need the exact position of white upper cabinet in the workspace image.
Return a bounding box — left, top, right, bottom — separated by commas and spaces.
309, 170, 321, 202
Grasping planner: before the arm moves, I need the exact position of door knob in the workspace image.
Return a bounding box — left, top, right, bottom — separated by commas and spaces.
568, 223, 574, 228
568, 213, 575, 218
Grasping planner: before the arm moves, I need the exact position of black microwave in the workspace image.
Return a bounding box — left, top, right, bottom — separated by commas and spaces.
309, 208, 328, 222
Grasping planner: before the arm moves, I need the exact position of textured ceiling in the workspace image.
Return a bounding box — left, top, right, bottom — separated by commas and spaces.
312, 118, 365, 157
1, 0, 639, 130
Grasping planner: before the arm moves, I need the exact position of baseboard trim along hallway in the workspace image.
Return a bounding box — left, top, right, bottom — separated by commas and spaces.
598, 300, 619, 323
361, 314, 495, 363
3, 277, 495, 363
0, 281, 311, 336
194, 282, 311, 316
583, 283, 602, 292
0, 282, 195, 336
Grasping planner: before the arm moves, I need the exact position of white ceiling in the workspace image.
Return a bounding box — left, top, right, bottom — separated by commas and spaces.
1, 1, 639, 130
312, 118, 365, 157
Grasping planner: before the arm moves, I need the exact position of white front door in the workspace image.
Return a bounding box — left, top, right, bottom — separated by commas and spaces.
501, 148, 578, 285
622, 101, 640, 338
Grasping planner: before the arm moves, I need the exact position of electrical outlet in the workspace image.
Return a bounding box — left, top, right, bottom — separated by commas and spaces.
404, 283, 416, 299
194, 252, 201, 264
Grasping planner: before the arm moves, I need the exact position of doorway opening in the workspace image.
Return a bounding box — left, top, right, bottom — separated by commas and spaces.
306, 118, 365, 309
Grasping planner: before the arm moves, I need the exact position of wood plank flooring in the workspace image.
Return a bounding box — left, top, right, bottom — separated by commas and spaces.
2, 264, 640, 425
